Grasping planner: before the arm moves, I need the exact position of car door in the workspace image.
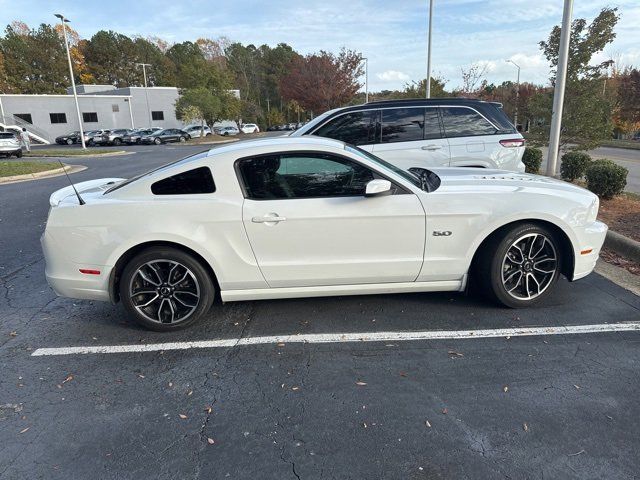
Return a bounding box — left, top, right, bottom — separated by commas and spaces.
238, 152, 426, 288
440, 106, 498, 168
372, 107, 450, 170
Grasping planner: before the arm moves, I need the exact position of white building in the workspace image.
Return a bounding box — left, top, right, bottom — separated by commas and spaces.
0, 85, 183, 143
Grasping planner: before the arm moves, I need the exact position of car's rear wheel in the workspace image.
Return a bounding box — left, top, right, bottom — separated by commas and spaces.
179, 136, 186, 142
88, 139, 94, 146
120, 247, 215, 331
154, 138, 162, 145
15, 150, 23, 158
113, 138, 122, 146
477, 223, 560, 308
66, 138, 73, 145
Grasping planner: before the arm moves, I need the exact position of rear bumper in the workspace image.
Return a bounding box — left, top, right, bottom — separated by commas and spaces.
41, 231, 111, 302
572, 221, 608, 281
0, 146, 21, 153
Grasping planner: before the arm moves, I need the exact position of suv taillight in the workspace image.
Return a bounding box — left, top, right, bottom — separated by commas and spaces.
499, 138, 525, 148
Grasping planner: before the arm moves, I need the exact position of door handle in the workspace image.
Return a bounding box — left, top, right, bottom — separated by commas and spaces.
421, 144, 442, 151
252, 215, 287, 223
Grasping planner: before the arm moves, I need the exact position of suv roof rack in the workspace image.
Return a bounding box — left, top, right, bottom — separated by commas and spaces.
364, 97, 487, 106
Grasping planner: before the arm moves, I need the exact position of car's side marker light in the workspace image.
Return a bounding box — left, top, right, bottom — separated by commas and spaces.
580, 249, 593, 255
79, 269, 101, 275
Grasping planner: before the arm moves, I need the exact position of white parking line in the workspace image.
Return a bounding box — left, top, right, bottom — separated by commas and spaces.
31, 322, 640, 357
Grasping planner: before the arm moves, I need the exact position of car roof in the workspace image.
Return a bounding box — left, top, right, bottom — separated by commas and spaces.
342, 97, 502, 112
205, 135, 345, 157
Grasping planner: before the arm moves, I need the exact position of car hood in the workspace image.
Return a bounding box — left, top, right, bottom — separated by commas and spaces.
49, 178, 125, 206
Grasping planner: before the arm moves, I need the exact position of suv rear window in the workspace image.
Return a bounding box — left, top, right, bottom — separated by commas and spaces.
314, 111, 378, 145
441, 107, 497, 137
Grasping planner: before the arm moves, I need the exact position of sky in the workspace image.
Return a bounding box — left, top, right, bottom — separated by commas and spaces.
1, 0, 639, 92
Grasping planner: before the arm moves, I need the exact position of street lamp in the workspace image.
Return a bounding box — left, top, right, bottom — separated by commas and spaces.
55, 13, 86, 149
506, 59, 521, 129
426, 0, 434, 98
136, 63, 153, 128
362, 57, 369, 103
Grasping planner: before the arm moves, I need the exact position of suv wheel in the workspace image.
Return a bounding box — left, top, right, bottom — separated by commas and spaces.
476, 223, 560, 308
119, 247, 215, 331
15, 150, 23, 158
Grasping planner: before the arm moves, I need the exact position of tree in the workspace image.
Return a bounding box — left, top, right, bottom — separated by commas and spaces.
83, 30, 139, 86
175, 87, 239, 129
54, 24, 94, 84
613, 68, 640, 136
401, 77, 448, 98
529, 7, 620, 150
0, 22, 69, 93
279, 48, 363, 114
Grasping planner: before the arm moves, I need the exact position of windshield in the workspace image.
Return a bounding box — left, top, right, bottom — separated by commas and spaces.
0, 132, 16, 139
104, 150, 210, 194
151, 130, 165, 136
345, 145, 430, 190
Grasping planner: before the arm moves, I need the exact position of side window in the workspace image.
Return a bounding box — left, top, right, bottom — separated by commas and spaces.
237, 153, 375, 200
314, 111, 378, 145
381, 108, 425, 143
441, 107, 497, 137
424, 108, 441, 140
151, 166, 216, 195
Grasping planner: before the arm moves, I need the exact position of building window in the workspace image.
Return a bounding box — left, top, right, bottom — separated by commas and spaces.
151, 111, 164, 121
82, 112, 98, 123
15, 113, 33, 124
112, 104, 120, 113
49, 113, 67, 124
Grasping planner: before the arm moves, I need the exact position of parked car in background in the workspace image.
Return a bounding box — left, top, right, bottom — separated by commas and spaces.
55, 131, 82, 145
0, 131, 22, 157
218, 126, 239, 136
42, 136, 607, 331
184, 125, 212, 138
139, 128, 189, 144
266, 125, 280, 132
123, 129, 153, 144
84, 130, 110, 146
102, 129, 134, 146
241, 123, 260, 134
292, 98, 525, 172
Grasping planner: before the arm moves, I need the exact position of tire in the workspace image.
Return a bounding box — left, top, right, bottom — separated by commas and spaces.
119, 247, 215, 331
113, 138, 122, 146
179, 136, 186, 143
205, 132, 211, 137
15, 150, 23, 158
475, 223, 561, 308
223, 132, 228, 136
88, 139, 94, 146
154, 138, 162, 145
66, 138, 73, 145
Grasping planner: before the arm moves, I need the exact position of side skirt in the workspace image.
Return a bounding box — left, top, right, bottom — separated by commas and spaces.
220, 280, 463, 302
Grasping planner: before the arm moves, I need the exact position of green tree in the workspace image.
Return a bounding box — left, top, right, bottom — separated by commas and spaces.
83, 30, 139, 86
175, 87, 240, 128
0, 23, 68, 93
529, 7, 619, 150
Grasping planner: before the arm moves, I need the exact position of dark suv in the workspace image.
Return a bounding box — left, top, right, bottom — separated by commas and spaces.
291, 98, 525, 172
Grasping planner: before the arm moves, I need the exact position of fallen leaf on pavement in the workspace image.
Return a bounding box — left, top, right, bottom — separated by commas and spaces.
399, 372, 408, 377
207, 437, 215, 445
9, 331, 17, 337
448, 351, 464, 357
356, 381, 367, 386
425, 420, 432, 428
277, 343, 285, 347
523, 423, 529, 432
568, 449, 585, 457
187, 390, 193, 396
204, 406, 212, 414
503, 386, 509, 393
19, 427, 29, 434
442, 408, 448, 415
137, 374, 145, 379
179, 414, 188, 419
62, 375, 73, 384
574, 385, 580, 390
291, 386, 300, 391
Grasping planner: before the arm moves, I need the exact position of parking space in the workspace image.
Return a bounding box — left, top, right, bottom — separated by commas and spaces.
1, 144, 639, 479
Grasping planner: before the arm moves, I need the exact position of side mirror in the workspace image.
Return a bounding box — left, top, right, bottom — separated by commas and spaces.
365, 179, 392, 197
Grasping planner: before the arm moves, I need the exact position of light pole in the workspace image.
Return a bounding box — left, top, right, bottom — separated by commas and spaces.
55, 13, 86, 149
136, 63, 153, 128
362, 57, 369, 103
506, 59, 520, 128
426, 0, 434, 98
546, 0, 573, 177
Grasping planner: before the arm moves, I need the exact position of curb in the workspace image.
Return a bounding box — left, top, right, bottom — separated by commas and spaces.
0, 164, 87, 185
25, 150, 131, 158
595, 259, 640, 296
604, 230, 640, 264
180, 138, 240, 146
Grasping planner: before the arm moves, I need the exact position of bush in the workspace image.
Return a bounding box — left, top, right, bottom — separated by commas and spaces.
560, 152, 592, 181
522, 147, 542, 173
585, 159, 628, 199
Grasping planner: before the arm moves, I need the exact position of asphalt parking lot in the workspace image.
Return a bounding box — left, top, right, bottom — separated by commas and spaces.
1, 143, 639, 479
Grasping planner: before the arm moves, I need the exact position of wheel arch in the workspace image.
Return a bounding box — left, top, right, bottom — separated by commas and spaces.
108, 240, 221, 304
469, 219, 575, 281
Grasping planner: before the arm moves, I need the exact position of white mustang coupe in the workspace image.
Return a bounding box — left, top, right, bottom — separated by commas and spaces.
42, 137, 607, 331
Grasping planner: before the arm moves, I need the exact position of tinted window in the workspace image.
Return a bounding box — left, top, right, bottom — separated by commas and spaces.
314, 110, 378, 145
381, 108, 424, 143
152, 111, 164, 121
441, 107, 497, 137
82, 112, 98, 123
478, 103, 516, 133
0, 132, 16, 139
237, 153, 375, 200
49, 113, 67, 124
15, 113, 32, 123
151, 166, 215, 195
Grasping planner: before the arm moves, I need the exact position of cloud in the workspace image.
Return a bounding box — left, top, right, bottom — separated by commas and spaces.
376, 70, 411, 82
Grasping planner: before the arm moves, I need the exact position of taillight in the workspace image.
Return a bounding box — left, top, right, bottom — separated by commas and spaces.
499, 138, 525, 148
79, 269, 101, 275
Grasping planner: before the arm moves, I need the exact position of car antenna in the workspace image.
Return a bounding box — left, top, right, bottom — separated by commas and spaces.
56, 157, 85, 205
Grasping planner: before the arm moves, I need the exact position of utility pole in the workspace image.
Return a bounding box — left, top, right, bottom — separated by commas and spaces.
362, 57, 369, 103
546, 0, 574, 177
426, 0, 434, 98
55, 13, 86, 149
136, 63, 153, 128
506, 59, 521, 129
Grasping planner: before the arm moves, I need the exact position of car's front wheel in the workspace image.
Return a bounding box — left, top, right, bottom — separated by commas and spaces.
179, 136, 186, 142
119, 247, 215, 331
154, 138, 162, 145
15, 150, 23, 158
113, 138, 122, 146
66, 138, 73, 145
477, 223, 560, 308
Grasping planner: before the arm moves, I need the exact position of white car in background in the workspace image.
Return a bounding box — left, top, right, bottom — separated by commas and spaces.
184, 125, 212, 138
292, 98, 526, 172
241, 123, 260, 134
42, 137, 606, 331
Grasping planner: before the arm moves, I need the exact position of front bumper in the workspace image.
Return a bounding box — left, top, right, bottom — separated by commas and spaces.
572, 220, 608, 281
0, 145, 21, 153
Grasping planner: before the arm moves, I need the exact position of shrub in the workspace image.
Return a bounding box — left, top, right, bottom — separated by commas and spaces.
585, 159, 628, 199
522, 147, 542, 174
560, 152, 592, 181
